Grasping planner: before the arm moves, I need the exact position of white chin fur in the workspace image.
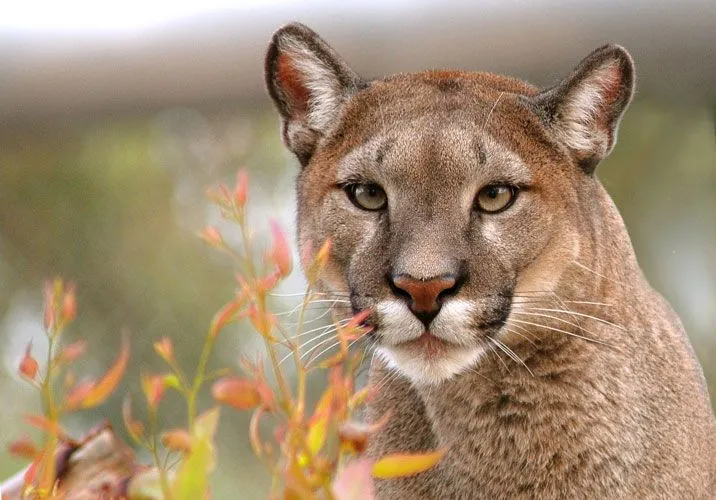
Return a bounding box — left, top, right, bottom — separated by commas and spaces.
374, 298, 487, 384
377, 344, 486, 385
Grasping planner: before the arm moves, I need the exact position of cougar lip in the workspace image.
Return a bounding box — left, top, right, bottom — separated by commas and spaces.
401, 331, 453, 352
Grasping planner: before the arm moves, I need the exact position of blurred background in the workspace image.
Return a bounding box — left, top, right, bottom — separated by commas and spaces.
1, 1, 714, 496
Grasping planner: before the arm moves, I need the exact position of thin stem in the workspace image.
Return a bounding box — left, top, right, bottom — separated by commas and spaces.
149, 408, 173, 500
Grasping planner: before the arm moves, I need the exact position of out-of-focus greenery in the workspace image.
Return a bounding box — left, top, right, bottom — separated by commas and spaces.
0, 98, 714, 496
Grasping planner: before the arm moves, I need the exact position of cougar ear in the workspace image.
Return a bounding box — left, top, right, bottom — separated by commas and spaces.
265, 23, 362, 166
531, 45, 635, 174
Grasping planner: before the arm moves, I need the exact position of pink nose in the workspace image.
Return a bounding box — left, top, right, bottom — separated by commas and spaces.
391, 275, 457, 323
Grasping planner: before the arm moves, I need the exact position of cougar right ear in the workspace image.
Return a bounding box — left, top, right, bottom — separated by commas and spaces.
265, 23, 362, 166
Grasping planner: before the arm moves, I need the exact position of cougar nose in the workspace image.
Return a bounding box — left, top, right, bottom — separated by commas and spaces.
391, 274, 458, 327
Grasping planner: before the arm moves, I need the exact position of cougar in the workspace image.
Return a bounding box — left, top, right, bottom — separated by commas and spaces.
264, 22, 716, 498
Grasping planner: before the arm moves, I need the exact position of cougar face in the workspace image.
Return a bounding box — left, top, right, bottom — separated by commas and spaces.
265, 23, 614, 384
309, 97, 583, 383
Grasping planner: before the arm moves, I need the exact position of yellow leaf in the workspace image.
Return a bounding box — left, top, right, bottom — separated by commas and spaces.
307, 388, 334, 455
372, 449, 446, 479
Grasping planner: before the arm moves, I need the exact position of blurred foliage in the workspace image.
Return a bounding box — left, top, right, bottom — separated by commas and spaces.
0, 97, 714, 496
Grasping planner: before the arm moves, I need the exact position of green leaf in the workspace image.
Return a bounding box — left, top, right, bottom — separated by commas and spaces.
171, 408, 220, 500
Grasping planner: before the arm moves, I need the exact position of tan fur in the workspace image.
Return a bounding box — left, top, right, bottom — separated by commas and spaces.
265, 23, 716, 498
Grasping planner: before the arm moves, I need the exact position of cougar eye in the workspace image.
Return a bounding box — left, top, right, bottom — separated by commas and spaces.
345, 183, 388, 211
474, 184, 518, 213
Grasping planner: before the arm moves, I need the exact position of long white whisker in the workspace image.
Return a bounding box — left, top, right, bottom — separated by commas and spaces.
504, 327, 537, 346
519, 307, 626, 331
571, 261, 626, 286
486, 341, 509, 372
279, 326, 338, 365
489, 337, 533, 376
508, 318, 613, 347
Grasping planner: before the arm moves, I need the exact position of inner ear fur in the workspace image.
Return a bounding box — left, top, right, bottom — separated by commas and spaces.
531, 44, 635, 174
265, 23, 363, 166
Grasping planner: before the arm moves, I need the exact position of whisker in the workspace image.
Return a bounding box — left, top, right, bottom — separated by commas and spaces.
503, 327, 537, 346
489, 337, 533, 376
485, 341, 509, 372
291, 319, 350, 340
511, 310, 591, 335
507, 318, 613, 347
306, 339, 341, 366
571, 261, 626, 286
279, 326, 339, 365
300, 335, 341, 363
519, 307, 626, 331
270, 291, 350, 297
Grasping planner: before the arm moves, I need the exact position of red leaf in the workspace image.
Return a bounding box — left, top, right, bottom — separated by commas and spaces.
269, 220, 292, 278
234, 170, 249, 207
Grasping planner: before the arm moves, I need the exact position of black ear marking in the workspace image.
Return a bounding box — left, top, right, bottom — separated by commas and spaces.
264, 23, 362, 167
531, 44, 635, 174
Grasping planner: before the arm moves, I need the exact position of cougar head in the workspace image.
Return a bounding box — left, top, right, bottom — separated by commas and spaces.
265, 23, 634, 384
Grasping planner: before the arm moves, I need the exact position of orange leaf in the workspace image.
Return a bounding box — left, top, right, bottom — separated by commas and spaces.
65, 379, 95, 410
24, 415, 67, 439
141, 374, 166, 410
305, 239, 332, 283
212, 376, 261, 410
200, 226, 223, 247
8, 436, 39, 460
161, 428, 192, 453
19, 341, 39, 380
372, 449, 446, 479
210, 299, 243, 340
153, 337, 174, 363
24, 454, 41, 486
122, 397, 145, 444
61, 285, 77, 323
72, 334, 130, 409
43, 281, 57, 332
57, 341, 86, 364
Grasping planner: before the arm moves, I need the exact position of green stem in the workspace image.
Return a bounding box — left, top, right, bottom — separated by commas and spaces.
187, 332, 216, 430
149, 408, 173, 500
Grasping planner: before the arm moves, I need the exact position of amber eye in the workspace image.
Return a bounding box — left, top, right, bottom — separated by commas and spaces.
474, 184, 518, 213
345, 183, 388, 211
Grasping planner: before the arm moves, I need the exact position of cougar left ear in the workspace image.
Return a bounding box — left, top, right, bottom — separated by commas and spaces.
531, 45, 635, 174
265, 23, 362, 166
